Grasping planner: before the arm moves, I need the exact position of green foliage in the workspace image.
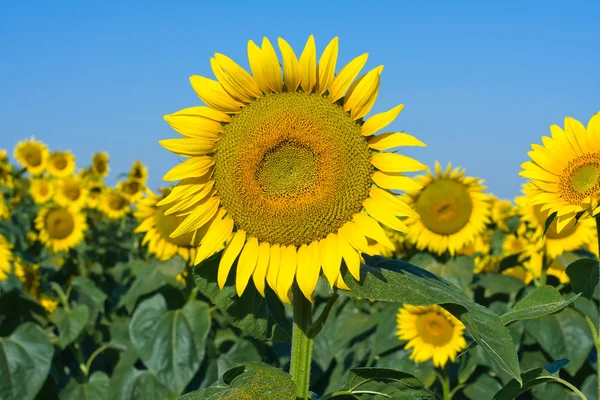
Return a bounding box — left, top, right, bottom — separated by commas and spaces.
492, 359, 571, 399
566, 258, 599, 299
500, 286, 580, 325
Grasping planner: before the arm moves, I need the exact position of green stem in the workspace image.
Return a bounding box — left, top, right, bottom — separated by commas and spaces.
289, 285, 314, 400
309, 291, 339, 337
439, 368, 452, 400
50, 282, 70, 311
84, 344, 110, 375
595, 215, 600, 399
552, 377, 588, 400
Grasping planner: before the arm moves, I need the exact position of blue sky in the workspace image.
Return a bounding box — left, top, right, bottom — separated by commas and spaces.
1, 0, 598, 199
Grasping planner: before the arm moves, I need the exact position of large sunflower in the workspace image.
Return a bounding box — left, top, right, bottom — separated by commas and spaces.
135, 188, 201, 264
35, 204, 87, 252
516, 184, 595, 259
55, 176, 87, 210
14, 137, 49, 175
396, 304, 467, 368
47, 150, 76, 177
99, 188, 130, 219
520, 113, 600, 231
404, 162, 491, 255
161, 35, 426, 302
30, 178, 54, 204
91, 152, 110, 178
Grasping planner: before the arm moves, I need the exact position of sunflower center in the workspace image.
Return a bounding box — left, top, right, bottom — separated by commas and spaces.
108, 193, 127, 210
154, 205, 195, 247
214, 92, 373, 246
559, 153, 600, 205
45, 208, 75, 239
52, 154, 68, 170
416, 312, 454, 346
416, 179, 473, 235
39, 185, 49, 196
532, 204, 577, 239
122, 181, 141, 195
24, 146, 42, 167
63, 185, 81, 201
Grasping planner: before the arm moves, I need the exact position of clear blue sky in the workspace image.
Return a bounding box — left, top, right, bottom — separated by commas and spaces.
1, 0, 598, 199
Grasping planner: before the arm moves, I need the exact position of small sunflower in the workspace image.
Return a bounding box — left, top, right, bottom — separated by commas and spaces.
55, 176, 87, 210
15, 258, 40, 296
129, 160, 148, 183
520, 113, 600, 231
404, 162, 491, 255
39, 297, 59, 313
14, 137, 49, 175
135, 188, 201, 264
118, 178, 145, 203
0, 153, 14, 189
85, 180, 104, 209
91, 152, 110, 178
502, 234, 528, 256
99, 188, 130, 219
491, 197, 516, 232
35, 204, 87, 252
0, 234, 14, 281
161, 35, 426, 303
396, 304, 467, 368
47, 150, 76, 177
30, 178, 54, 204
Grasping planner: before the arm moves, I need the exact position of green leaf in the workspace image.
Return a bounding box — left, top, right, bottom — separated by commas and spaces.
492, 359, 569, 399
543, 212, 557, 236
192, 251, 292, 342
341, 255, 522, 383
71, 277, 107, 325
524, 305, 593, 376
50, 304, 90, 349
118, 257, 186, 313
463, 375, 503, 400
566, 258, 599, 299
110, 367, 175, 400
324, 368, 435, 399
373, 348, 437, 389
0, 322, 54, 400
410, 253, 474, 291
129, 294, 210, 395
476, 274, 525, 296
580, 373, 598, 400
178, 361, 296, 400
59, 371, 109, 400
500, 286, 580, 325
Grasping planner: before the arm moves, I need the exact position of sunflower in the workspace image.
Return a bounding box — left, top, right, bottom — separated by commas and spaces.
160, 35, 426, 303
47, 150, 76, 177
30, 178, 54, 204
55, 176, 87, 210
118, 178, 145, 203
458, 232, 495, 273
516, 185, 595, 259
99, 188, 130, 219
135, 188, 202, 264
85, 180, 104, 209
39, 297, 59, 313
396, 304, 467, 368
15, 258, 39, 296
129, 160, 148, 183
0, 152, 14, 189
404, 162, 490, 256
91, 152, 110, 178
35, 204, 87, 252
0, 234, 14, 281
14, 137, 49, 175
520, 250, 571, 284
502, 234, 529, 256
491, 197, 516, 232
0, 198, 8, 220
520, 113, 600, 231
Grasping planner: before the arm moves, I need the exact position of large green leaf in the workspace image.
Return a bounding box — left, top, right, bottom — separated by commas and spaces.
178, 361, 296, 400
500, 286, 580, 325
71, 277, 107, 325
110, 367, 175, 400
323, 368, 435, 399
192, 251, 292, 342
0, 322, 54, 400
59, 371, 109, 400
476, 274, 525, 296
566, 258, 599, 299
50, 304, 90, 349
129, 294, 211, 395
492, 359, 569, 399
341, 255, 521, 383
463, 375, 502, 400
409, 253, 474, 291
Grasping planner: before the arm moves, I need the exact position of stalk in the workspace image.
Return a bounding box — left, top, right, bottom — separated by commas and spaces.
289, 285, 314, 399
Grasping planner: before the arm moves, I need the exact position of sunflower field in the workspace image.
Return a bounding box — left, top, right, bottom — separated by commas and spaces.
1, 35, 599, 400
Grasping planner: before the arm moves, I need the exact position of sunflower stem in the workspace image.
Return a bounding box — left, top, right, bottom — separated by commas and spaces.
596, 215, 600, 400
290, 285, 314, 399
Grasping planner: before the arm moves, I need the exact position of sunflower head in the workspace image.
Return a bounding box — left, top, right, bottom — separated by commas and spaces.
39, 297, 59, 313
47, 150, 76, 177
0, 155, 14, 189
30, 178, 54, 204
0, 234, 14, 281
35, 204, 87, 252
161, 35, 426, 303
99, 188, 130, 219
85, 180, 104, 209
118, 178, 145, 203
520, 113, 600, 231
55, 176, 87, 210
14, 137, 49, 175
396, 304, 467, 368
405, 162, 491, 256
91, 152, 110, 178
129, 160, 148, 183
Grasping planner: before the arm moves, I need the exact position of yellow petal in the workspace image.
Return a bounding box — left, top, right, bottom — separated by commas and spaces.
266, 244, 281, 292
329, 53, 368, 102
167, 105, 230, 122
236, 237, 260, 296
163, 157, 214, 181
247, 40, 269, 93
368, 132, 426, 150
316, 36, 338, 94
363, 198, 409, 232
164, 182, 215, 215
369, 187, 419, 217
277, 245, 297, 304
372, 171, 423, 191
299, 35, 317, 93
218, 230, 246, 288
157, 176, 212, 206
353, 214, 394, 250
164, 109, 224, 139
211, 58, 252, 103
195, 213, 233, 264
337, 222, 368, 253
260, 37, 283, 93
335, 272, 351, 290
159, 138, 216, 157
296, 241, 322, 302
278, 38, 301, 92
252, 242, 271, 296
214, 53, 262, 98
189, 75, 243, 113
371, 152, 428, 173
343, 67, 381, 119
361, 104, 404, 137
170, 197, 220, 238
586, 112, 600, 151
320, 233, 341, 287
339, 238, 360, 281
